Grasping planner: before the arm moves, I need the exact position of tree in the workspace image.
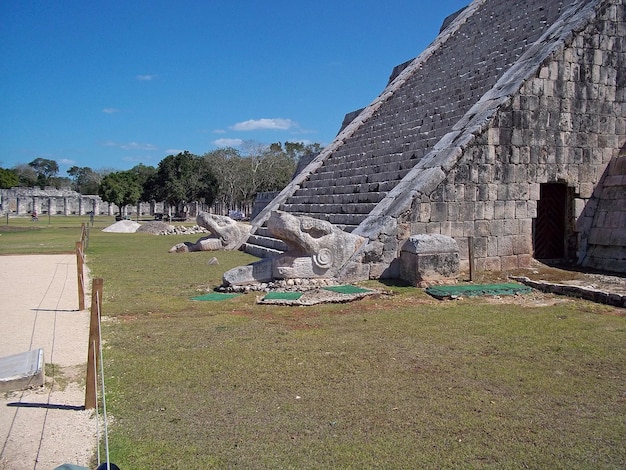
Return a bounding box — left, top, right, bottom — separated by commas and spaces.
47, 175, 72, 189
29, 158, 59, 188
98, 171, 143, 217
68, 166, 102, 194
128, 164, 157, 202
147, 151, 218, 212
13, 164, 38, 187
203, 147, 245, 211
0, 168, 19, 189
203, 141, 322, 213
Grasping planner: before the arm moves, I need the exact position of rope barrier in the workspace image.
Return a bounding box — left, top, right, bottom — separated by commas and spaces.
96, 291, 112, 469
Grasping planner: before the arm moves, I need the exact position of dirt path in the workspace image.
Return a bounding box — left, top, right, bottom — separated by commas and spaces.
0, 255, 96, 470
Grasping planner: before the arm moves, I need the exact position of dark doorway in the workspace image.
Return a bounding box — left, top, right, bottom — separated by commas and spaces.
534, 183, 568, 259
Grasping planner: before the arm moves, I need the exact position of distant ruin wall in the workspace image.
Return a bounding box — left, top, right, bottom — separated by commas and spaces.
0, 187, 261, 220
0, 187, 104, 216
0, 187, 166, 217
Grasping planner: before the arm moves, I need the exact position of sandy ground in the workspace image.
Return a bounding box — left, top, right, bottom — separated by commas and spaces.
0, 255, 97, 470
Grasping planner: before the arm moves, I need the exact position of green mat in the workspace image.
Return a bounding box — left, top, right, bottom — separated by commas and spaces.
426, 283, 532, 299
263, 291, 303, 301
323, 285, 372, 294
191, 292, 240, 301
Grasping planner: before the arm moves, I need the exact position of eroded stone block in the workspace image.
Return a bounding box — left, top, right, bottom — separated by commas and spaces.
399, 234, 459, 287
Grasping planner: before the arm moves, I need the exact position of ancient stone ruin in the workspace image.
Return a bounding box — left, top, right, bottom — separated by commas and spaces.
169, 212, 251, 253
222, 211, 366, 287
226, 0, 625, 285
0, 187, 166, 218
399, 235, 460, 287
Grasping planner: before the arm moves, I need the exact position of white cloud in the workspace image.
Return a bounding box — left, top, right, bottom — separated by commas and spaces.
136, 74, 157, 81
164, 149, 185, 155
102, 108, 120, 114
212, 129, 226, 134
123, 155, 154, 164
231, 118, 296, 131
102, 141, 158, 151
121, 142, 158, 151
214, 138, 243, 147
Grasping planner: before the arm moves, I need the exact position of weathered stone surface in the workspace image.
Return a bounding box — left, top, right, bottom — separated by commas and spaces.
0, 349, 45, 393
267, 211, 366, 276
169, 236, 223, 253
222, 259, 274, 286
223, 211, 366, 286
399, 235, 459, 287
582, 154, 626, 273
169, 212, 251, 253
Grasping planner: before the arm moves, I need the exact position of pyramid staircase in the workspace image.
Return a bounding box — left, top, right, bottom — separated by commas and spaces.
241, 0, 603, 261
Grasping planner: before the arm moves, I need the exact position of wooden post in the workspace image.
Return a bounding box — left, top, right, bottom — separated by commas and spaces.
468, 236, 475, 282
85, 278, 104, 410
76, 241, 85, 311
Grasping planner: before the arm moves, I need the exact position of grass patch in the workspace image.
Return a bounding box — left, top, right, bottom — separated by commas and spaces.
44, 363, 86, 391
0, 215, 106, 254
2, 217, 625, 468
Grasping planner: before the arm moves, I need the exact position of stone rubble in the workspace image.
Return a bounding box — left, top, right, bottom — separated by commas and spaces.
217, 277, 339, 293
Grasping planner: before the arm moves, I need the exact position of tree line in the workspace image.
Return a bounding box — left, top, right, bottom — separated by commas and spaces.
0, 142, 321, 217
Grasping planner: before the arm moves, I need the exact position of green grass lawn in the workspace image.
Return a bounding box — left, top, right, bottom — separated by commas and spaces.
2, 216, 625, 469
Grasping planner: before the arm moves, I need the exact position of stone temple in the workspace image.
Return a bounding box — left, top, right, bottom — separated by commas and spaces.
232, 0, 625, 281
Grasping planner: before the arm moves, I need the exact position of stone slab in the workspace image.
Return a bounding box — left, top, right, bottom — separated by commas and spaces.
0, 348, 45, 393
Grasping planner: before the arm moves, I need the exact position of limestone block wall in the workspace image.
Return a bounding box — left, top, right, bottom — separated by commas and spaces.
403, 0, 625, 272
581, 154, 626, 272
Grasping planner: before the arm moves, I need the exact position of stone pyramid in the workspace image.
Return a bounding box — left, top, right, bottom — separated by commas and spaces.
239, 0, 625, 278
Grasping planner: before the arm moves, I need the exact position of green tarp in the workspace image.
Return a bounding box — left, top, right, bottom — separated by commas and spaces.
191, 292, 240, 301
426, 283, 532, 299
323, 285, 372, 294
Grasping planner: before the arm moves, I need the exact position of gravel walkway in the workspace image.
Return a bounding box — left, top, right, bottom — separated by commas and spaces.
0, 255, 96, 470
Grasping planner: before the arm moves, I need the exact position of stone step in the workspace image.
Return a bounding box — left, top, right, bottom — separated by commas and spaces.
300, 169, 410, 190
306, 159, 412, 182
295, 180, 397, 197
279, 201, 378, 215
281, 211, 367, 227
241, 242, 282, 259
247, 233, 289, 252
0, 349, 45, 393
320, 152, 412, 171
282, 194, 385, 208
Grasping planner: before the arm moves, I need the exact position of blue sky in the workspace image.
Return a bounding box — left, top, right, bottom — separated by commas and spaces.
1, 1, 469, 174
